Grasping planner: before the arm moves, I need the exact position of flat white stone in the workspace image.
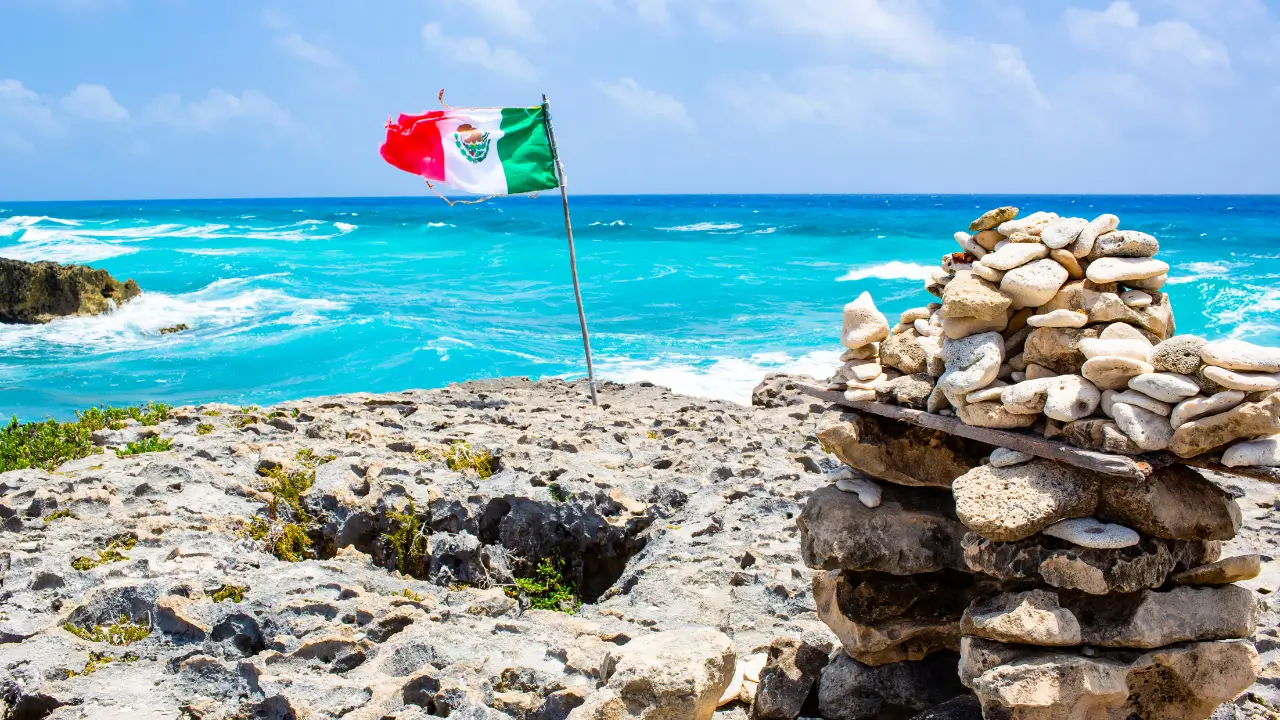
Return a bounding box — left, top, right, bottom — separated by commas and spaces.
1071, 213, 1119, 259
1044, 375, 1102, 422
1112, 402, 1174, 451
1201, 339, 1280, 373
1126, 274, 1167, 292
1099, 323, 1152, 344
1040, 217, 1088, 249
1085, 257, 1170, 283
1083, 356, 1154, 391
835, 476, 883, 508
1120, 289, 1152, 308
1001, 259, 1070, 309
1079, 338, 1152, 362
980, 242, 1049, 271
1202, 365, 1280, 392
971, 261, 1004, 283
1222, 436, 1280, 468
1170, 391, 1246, 429
1128, 373, 1200, 403
1027, 309, 1088, 328
966, 380, 1009, 404
1101, 389, 1119, 418
990, 448, 1034, 467
845, 373, 888, 390
840, 344, 878, 362
954, 231, 987, 258
914, 318, 940, 337
1042, 517, 1140, 549
844, 388, 876, 402
900, 307, 932, 324
850, 362, 883, 382
997, 211, 1057, 236
1111, 389, 1172, 416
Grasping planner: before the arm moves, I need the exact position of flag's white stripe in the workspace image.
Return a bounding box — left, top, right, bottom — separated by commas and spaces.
439, 110, 509, 195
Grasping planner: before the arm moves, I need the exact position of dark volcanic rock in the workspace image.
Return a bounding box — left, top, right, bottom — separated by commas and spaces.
800, 484, 969, 574
817, 412, 988, 488
818, 651, 969, 720
961, 531, 1219, 594
0, 257, 140, 323
753, 636, 831, 719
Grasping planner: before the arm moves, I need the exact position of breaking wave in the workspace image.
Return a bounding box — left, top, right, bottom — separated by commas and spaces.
659, 222, 742, 232
837, 261, 935, 282
596, 350, 839, 405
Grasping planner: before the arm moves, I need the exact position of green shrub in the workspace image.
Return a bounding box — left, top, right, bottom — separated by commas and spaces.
0, 402, 172, 472
64, 614, 151, 645
444, 441, 495, 478
71, 536, 136, 571
383, 502, 427, 576
196, 423, 214, 435
44, 508, 79, 522
253, 462, 318, 562
399, 588, 425, 601
548, 483, 568, 503
211, 584, 246, 603
507, 548, 581, 614
115, 436, 172, 457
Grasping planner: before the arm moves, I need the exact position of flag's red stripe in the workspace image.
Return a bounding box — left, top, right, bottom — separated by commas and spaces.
380, 110, 447, 182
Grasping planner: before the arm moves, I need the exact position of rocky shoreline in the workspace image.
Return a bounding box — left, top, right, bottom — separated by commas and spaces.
0, 257, 140, 324
1, 376, 1279, 719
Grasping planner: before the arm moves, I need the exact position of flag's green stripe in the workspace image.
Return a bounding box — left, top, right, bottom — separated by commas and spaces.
497, 107, 558, 195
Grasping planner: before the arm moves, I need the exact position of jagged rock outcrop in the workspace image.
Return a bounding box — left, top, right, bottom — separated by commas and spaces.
0, 257, 141, 323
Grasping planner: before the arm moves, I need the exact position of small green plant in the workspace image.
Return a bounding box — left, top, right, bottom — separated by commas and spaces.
234, 415, 256, 429
272, 523, 312, 562
444, 441, 495, 478
507, 548, 581, 614
0, 402, 170, 472
205, 410, 222, 417
253, 463, 317, 562
64, 614, 151, 646
115, 436, 172, 457
295, 448, 335, 465
548, 483, 568, 503
66, 650, 114, 677
291, 408, 300, 419
71, 536, 136, 571
196, 423, 214, 435
383, 502, 428, 576
211, 584, 246, 603
399, 588, 425, 602
43, 508, 79, 522
645, 431, 659, 440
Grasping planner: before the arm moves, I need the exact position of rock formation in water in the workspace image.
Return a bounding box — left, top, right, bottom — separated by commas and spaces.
0, 257, 141, 324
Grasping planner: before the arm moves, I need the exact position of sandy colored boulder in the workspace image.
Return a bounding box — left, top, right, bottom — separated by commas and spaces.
1171, 390, 1245, 429
1172, 554, 1261, 585
1086, 229, 1159, 260
962, 589, 1082, 646
1096, 463, 1240, 541
939, 271, 1011, 322
0, 257, 142, 324
1038, 279, 1174, 339
1201, 338, 1280, 373
817, 414, 985, 488
841, 291, 890, 350
601, 627, 736, 720
1023, 326, 1102, 375
1082, 356, 1153, 391
970, 206, 1018, 231
981, 242, 1048, 272
952, 460, 1100, 542
1168, 392, 1280, 457
941, 314, 1007, 340
799, 485, 968, 574
957, 402, 1038, 429
879, 330, 927, 375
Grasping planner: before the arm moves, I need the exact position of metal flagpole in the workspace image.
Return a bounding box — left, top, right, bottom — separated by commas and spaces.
541, 94, 599, 407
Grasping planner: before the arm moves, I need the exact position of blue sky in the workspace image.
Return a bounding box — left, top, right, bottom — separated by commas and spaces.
1, 0, 1278, 200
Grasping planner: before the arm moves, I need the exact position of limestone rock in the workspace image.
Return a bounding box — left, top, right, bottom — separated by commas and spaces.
1061, 418, 1146, 455
1111, 389, 1171, 416
1023, 326, 1101, 375
814, 569, 981, 666
1152, 335, 1207, 375
1120, 289, 1151, 307
753, 637, 830, 720
601, 627, 736, 720
1171, 390, 1245, 429
842, 291, 891, 350
1203, 365, 1280, 392
1223, 435, 1280, 467
0, 257, 142, 324
939, 272, 1012, 323
939, 331, 1004, 401
1128, 372, 1199, 403
1081, 356, 1154, 391
1043, 375, 1101, 422
818, 652, 968, 720
962, 531, 1219, 594
1040, 217, 1087, 250
1202, 339, 1280, 373
1169, 393, 1280, 458
1111, 402, 1173, 451
1042, 517, 1139, 549
973, 229, 1003, 251
875, 373, 935, 410
879, 331, 928, 375
990, 448, 1033, 467
1038, 279, 1174, 339
952, 460, 1100, 542
1172, 554, 1261, 585
980, 242, 1048, 272
1097, 464, 1241, 541
799, 485, 968, 574
1000, 259, 1070, 311
999, 378, 1053, 415
970, 261, 1003, 283
953, 231, 987, 258
961, 589, 1081, 646
956, 402, 1038, 429
1027, 309, 1087, 328
997, 211, 1057, 236
970, 206, 1018, 232
1049, 249, 1084, 280
960, 637, 1258, 720
1125, 273, 1167, 291
817, 414, 985, 488
1086, 229, 1159, 260
1079, 337, 1152, 362
1071, 213, 1119, 258
941, 315, 1007, 340
1086, 257, 1170, 284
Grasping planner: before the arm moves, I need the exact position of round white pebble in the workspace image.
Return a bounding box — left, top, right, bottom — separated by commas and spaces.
1042, 517, 1140, 549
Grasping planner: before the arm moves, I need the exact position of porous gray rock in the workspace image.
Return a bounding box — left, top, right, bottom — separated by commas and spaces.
1152, 335, 1208, 375
952, 460, 1100, 542
1087, 229, 1160, 260
1096, 464, 1241, 541
601, 627, 736, 720
799, 485, 968, 574
818, 652, 969, 720
817, 413, 986, 489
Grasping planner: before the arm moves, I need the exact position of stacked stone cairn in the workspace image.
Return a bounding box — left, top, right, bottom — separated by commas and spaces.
804, 206, 1277, 718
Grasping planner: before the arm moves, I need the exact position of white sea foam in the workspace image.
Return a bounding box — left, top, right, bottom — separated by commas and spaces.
837, 260, 935, 282
1166, 260, 1248, 285
0, 216, 82, 237
589, 220, 626, 227
0, 229, 139, 263
597, 349, 840, 405
427, 222, 454, 228
0, 277, 345, 354
659, 222, 742, 232
334, 222, 357, 233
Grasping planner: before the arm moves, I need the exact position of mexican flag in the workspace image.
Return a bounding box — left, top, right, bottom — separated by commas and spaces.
380, 106, 559, 195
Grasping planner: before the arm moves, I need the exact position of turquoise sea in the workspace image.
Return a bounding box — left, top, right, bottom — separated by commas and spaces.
2, 195, 1278, 420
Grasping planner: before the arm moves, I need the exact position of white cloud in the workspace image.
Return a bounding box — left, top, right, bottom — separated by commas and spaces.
61, 84, 129, 122
745, 0, 947, 67
422, 22, 537, 81
632, 0, 669, 25
460, 0, 536, 37
143, 89, 292, 133
596, 78, 693, 129
0, 79, 62, 153
1064, 1, 1231, 70
277, 32, 344, 70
